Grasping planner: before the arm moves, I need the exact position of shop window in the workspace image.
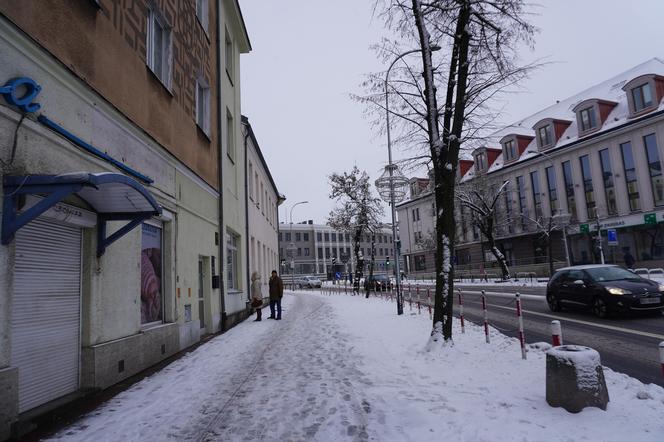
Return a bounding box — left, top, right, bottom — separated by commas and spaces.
620, 141, 641, 211
141, 222, 164, 325
226, 231, 240, 291
644, 133, 664, 206
147, 7, 172, 89
562, 161, 577, 221
579, 155, 596, 219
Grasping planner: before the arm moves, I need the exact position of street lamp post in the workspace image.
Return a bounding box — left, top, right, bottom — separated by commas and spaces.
376, 46, 440, 316
289, 201, 308, 290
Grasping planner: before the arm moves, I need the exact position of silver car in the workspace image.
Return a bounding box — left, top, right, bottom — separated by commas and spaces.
293, 275, 322, 288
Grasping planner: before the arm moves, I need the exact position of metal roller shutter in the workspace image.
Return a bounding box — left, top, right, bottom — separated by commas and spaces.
11, 218, 82, 413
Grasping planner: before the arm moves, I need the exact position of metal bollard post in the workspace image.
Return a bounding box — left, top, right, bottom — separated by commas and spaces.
515, 293, 527, 360
659, 341, 664, 377
458, 288, 465, 334
427, 288, 432, 319
481, 290, 490, 344
417, 301, 421, 315
551, 320, 563, 347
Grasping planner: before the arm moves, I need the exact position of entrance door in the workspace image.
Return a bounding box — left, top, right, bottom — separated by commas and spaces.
198, 259, 205, 330
11, 218, 82, 412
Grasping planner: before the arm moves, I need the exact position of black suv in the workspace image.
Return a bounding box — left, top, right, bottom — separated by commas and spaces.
546, 265, 664, 318
364, 274, 392, 292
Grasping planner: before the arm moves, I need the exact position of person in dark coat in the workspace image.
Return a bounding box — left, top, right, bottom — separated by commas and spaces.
268, 270, 284, 320
624, 250, 635, 269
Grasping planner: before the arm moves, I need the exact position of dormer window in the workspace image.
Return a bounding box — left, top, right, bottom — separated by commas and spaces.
632, 83, 653, 112
474, 152, 487, 172
579, 106, 597, 132
538, 125, 553, 148
503, 139, 516, 162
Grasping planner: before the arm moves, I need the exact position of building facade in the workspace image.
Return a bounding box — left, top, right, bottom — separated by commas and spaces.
244, 115, 284, 301
0, 1, 253, 438
398, 58, 664, 277
278, 221, 394, 278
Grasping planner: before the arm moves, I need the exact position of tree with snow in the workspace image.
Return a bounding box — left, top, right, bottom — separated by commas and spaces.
456, 178, 511, 280
328, 167, 384, 295
363, 0, 537, 343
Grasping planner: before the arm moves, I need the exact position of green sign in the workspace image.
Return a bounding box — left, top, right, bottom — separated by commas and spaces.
580, 224, 590, 234
644, 213, 657, 225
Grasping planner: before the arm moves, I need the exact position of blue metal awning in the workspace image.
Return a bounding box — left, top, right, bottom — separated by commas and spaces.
2, 172, 161, 256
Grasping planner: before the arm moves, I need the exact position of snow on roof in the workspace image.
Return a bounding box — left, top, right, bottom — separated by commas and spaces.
459, 57, 664, 182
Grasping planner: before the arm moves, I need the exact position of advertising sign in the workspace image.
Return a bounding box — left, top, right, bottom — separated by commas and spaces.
141, 223, 163, 324
607, 229, 618, 246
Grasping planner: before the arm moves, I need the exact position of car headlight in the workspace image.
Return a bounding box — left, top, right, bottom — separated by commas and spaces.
606, 287, 632, 295
658, 284, 664, 292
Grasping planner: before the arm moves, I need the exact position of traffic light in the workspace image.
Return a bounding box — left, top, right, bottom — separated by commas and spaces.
386, 256, 390, 267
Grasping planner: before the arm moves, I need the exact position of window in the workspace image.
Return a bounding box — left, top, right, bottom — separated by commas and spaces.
196, 77, 210, 135
530, 170, 542, 219
248, 163, 254, 201
304, 248, 310, 256
346, 233, 351, 242
579, 155, 596, 219
620, 141, 640, 211
225, 29, 234, 82
141, 223, 163, 324
147, 8, 172, 88
644, 133, 664, 206
226, 231, 240, 291
226, 109, 234, 161
324, 233, 330, 241
303, 233, 309, 241
632, 83, 653, 112
415, 255, 426, 271
295, 233, 301, 242
503, 182, 513, 234
278, 232, 282, 242
562, 161, 577, 221
416, 208, 420, 221
317, 247, 323, 257
538, 125, 553, 148
332, 249, 337, 258
285, 232, 291, 242
378, 235, 383, 243
196, 0, 209, 32
516, 176, 528, 230
325, 248, 330, 258
598, 149, 617, 215
579, 106, 597, 132
546, 166, 558, 215
474, 152, 487, 171
297, 248, 302, 257
503, 140, 517, 162
317, 232, 322, 242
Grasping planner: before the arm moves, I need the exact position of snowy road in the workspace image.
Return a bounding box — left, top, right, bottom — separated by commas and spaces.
48, 291, 664, 442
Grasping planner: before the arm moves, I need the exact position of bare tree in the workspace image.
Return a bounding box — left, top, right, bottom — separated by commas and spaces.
328, 167, 384, 295
363, 0, 536, 345
457, 179, 511, 279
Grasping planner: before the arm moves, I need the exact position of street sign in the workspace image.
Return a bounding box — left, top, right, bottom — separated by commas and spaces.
644, 213, 657, 225
335, 272, 341, 280
607, 229, 618, 246
580, 224, 590, 234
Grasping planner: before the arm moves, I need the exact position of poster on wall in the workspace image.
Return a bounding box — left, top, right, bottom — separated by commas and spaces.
141, 223, 162, 324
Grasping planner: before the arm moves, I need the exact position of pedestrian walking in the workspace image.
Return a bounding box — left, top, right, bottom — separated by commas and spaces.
269, 270, 284, 320
250, 271, 263, 321
624, 250, 635, 269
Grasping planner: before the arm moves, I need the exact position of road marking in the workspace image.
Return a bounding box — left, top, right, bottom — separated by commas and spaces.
471, 301, 664, 340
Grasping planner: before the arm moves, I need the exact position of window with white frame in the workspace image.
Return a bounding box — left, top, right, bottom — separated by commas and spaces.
538, 125, 553, 148
579, 106, 597, 132
632, 83, 654, 113
196, 76, 210, 135
147, 8, 172, 88
226, 231, 240, 291
226, 109, 235, 162
503, 139, 516, 162
196, 0, 209, 33
225, 29, 234, 82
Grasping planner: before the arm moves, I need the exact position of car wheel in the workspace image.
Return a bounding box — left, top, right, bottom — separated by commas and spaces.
547, 292, 561, 312
592, 297, 609, 319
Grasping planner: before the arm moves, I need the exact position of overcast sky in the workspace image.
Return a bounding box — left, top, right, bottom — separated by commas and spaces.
240, 0, 664, 225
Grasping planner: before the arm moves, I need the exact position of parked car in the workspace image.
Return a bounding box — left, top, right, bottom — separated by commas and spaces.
364, 274, 393, 292
293, 275, 322, 288
546, 264, 664, 318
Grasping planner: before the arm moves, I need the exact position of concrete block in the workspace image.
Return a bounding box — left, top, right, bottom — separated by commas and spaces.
546, 345, 609, 413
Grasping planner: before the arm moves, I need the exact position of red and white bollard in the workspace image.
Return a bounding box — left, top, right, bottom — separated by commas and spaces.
458, 288, 465, 334
659, 341, 664, 377
481, 290, 490, 344
515, 293, 527, 360
551, 320, 563, 347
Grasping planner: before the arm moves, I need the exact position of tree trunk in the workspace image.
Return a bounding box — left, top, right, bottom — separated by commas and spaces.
486, 231, 510, 280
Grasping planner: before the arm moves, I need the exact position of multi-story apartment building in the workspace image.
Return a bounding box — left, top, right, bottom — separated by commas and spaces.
278, 221, 394, 277
398, 58, 664, 277
244, 116, 284, 300
0, 1, 251, 437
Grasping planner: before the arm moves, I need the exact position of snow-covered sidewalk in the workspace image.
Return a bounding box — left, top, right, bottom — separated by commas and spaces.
49, 291, 664, 441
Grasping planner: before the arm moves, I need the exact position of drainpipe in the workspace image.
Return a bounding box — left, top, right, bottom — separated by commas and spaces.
216, 1, 226, 331
243, 122, 251, 301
